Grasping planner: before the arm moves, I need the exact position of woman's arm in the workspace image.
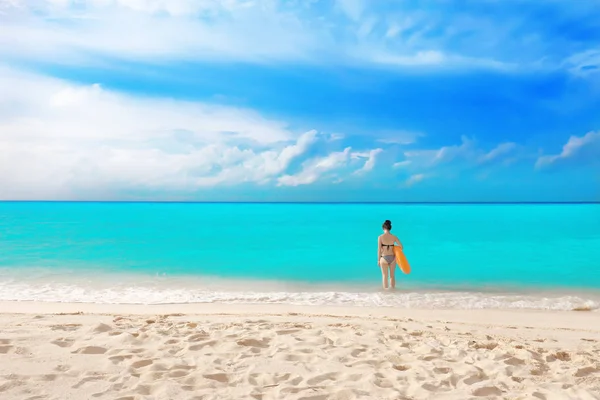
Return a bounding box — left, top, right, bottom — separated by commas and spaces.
395, 235, 403, 249
377, 236, 381, 264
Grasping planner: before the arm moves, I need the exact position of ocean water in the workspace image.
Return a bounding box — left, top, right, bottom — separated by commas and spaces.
0, 202, 599, 311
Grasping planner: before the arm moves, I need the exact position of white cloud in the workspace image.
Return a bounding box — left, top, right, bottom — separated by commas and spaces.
0, 67, 332, 199
432, 135, 474, 164
405, 173, 426, 187
368, 50, 447, 67
0, 66, 387, 198
328, 133, 345, 142
402, 136, 520, 170
478, 142, 516, 164
352, 148, 383, 175
393, 160, 411, 168
535, 131, 600, 169
392, 136, 523, 184
277, 145, 384, 186
0, 0, 321, 66
403, 135, 474, 167
277, 147, 352, 186
0, 0, 559, 72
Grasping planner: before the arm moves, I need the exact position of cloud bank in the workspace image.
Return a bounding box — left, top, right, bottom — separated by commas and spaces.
0, 67, 382, 199
1, 0, 598, 76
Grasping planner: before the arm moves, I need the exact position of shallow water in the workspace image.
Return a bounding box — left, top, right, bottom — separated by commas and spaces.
1, 202, 599, 310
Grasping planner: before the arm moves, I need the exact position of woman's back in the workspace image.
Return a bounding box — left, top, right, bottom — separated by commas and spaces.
379, 232, 397, 255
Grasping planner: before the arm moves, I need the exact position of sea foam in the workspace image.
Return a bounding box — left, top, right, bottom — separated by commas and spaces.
0, 279, 597, 311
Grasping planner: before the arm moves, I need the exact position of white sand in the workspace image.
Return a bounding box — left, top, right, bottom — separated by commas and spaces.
0, 302, 599, 400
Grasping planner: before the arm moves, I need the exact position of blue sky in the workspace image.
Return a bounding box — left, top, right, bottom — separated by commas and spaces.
0, 0, 599, 202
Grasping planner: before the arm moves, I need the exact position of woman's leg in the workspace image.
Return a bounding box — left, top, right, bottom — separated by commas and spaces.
380, 260, 389, 289
389, 262, 396, 288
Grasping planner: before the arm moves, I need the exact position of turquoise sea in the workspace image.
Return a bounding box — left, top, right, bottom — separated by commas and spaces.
0, 202, 599, 311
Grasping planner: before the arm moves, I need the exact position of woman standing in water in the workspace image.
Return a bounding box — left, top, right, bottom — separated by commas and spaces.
377, 220, 403, 289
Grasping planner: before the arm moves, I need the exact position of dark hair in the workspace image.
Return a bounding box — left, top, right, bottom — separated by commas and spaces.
382, 220, 392, 231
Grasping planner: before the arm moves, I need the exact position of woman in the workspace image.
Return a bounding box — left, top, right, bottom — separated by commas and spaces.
377, 219, 403, 289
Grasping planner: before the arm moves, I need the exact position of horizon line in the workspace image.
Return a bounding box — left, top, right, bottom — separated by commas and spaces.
0, 200, 598, 205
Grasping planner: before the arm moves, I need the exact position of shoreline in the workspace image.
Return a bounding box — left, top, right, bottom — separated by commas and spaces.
2, 274, 599, 312
2, 300, 600, 329
1, 301, 599, 399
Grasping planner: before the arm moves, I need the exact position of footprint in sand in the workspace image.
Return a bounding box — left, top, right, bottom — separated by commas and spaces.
574, 366, 600, 377
131, 359, 153, 369
472, 386, 503, 397
72, 376, 105, 389
172, 364, 195, 371
0, 345, 13, 354
38, 374, 58, 382
297, 395, 328, 400
93, 323, 113, 333
349, 359, 382, 368
546, 351, 571, 362
51, 339, 74, 348
248, 372, 293, 387
280, 353, 305, 362
134, 384, 152, 396
237, 338, 271, 349
464, 372, 487, 385
168, 369, 190, 378
473, 342, 498, 350
504, 357, 525, 366
350, 348, 367, 358
187, 332, 210, 342
276, 329, 301, 335
50, 324, 81, 332
372, 373, 393, 389
288, 376, 304, 386
73, 346, 108, 355
189, 340, 217, 351
150, 363, 168, 372
167, 348, 183, 356
145, 372, 165, 381
203, 373, 229, 383
0, 381, 24, 393
109, 355, 134, 363
331, 389, 359, 400
422, 382, 451, 392
306, 372, 337, 385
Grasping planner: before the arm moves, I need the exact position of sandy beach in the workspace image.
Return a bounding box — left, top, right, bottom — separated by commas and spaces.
0, 302, 599, 400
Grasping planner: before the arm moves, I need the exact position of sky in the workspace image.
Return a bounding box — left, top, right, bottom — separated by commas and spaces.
0, 0, 599, 202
